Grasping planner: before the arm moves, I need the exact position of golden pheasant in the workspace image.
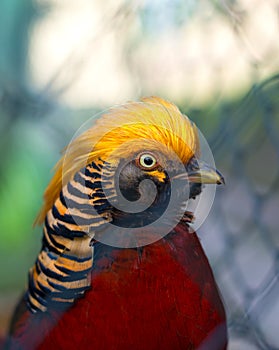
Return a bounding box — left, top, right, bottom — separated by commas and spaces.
5, 97, 227, 350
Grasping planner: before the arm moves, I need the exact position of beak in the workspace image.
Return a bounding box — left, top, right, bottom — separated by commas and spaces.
172, 160, 225, 185
187, 160, 225, 185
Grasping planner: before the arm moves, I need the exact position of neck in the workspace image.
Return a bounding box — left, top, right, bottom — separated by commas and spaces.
25, 160, 114, 313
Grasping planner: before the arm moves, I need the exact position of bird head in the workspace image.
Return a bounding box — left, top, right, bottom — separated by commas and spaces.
35, 97, 224, 243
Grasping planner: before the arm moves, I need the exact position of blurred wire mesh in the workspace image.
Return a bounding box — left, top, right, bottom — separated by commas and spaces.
0, 1, 279, 349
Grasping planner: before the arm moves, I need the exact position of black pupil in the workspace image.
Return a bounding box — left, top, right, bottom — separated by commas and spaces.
144, 156, 154, 166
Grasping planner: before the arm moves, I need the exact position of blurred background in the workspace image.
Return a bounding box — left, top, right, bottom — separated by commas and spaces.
0, 0, 279, 348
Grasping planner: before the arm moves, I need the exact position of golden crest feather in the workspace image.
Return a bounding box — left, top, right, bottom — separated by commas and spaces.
35, 97, 200, 225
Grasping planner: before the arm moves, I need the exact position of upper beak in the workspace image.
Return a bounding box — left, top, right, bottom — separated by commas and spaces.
188, 160, 225, 185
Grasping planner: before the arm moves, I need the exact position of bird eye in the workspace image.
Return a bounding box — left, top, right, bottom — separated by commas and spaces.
138, 153, 157, 169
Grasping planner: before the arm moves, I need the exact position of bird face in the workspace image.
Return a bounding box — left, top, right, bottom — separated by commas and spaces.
117, 150, 170, 202
108, 145, 224, 230
116, 149, 223, 199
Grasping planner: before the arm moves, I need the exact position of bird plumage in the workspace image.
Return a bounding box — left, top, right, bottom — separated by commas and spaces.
5, 97, 227, 350
35, 96, 200, 225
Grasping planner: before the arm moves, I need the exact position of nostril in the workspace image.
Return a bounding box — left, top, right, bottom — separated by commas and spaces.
185, 156, 200, 173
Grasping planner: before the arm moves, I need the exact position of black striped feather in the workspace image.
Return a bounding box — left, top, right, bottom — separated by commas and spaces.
25, 160, 115, 313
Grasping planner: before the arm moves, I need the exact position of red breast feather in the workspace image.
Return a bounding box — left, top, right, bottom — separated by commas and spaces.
9, 222, 227, 350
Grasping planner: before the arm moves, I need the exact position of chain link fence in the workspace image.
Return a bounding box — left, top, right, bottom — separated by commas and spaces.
201, 75, 279, 349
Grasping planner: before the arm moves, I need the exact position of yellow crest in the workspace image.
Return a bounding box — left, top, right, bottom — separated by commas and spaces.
35, 97, 200, 225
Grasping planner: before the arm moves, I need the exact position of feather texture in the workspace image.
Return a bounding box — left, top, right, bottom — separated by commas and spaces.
6, 96, 227, 350
35, 97, 200, 225
7, 223, 227, 350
